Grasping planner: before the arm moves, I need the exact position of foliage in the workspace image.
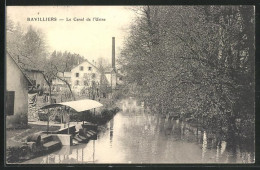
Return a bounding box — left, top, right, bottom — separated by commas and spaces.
38, 112, 49, 121
6, 22, 48, 71
6, 113, 28, 129
119, 6, 254, 137
49, 51, 85, 72
54, 107, 120, 125
47, 51, 86, 101
6, 145, 29, 163
86, 107, 119, 125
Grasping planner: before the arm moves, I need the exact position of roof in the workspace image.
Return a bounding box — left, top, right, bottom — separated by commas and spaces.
24, 68, 44, 73
21, 62, 44, 72
40, 99, 103, 112
57, 72, 71, 78
7, 52, 34, 86
71, 59, 101, 72
104, 67, 116, 74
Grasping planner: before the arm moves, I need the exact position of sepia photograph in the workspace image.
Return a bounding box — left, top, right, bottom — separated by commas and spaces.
5, 6, 255, 164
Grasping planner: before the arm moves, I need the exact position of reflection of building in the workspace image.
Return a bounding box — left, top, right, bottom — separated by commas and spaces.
6, 53, 33, 128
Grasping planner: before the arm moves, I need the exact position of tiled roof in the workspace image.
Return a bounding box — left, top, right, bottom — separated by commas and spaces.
70, 59, 100, 72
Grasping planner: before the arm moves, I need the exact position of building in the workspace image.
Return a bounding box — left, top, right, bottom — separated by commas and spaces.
52, 72, 72, 92
104, 67, 117, 89
24, 69, 47, 91
71, 60, 102, 97
104, 37, 120, 90
54, 72, 72, 85
6, 53, 33, 128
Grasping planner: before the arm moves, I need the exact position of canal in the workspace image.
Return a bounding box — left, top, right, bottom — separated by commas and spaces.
23, 108, 254, 164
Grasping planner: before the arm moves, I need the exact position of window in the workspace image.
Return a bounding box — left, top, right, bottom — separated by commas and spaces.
88, 67, 92, 71
80, 66, 84, 71
119, 77, 123, 81
31, 80, 36, 86
84, 80, 88, 86
75, 80, 79, 85
92, 73, 96, 79
84, 73, 88, 78
76, 73, 79, 77
6, 91, 15, 116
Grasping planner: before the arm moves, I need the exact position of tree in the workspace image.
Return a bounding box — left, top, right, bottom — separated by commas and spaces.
7, 22, 48, 71
119, 6, 254, 138
47, 51, 85, 101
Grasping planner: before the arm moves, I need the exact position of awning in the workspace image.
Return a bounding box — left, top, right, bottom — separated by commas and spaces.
40, 99, 103, 112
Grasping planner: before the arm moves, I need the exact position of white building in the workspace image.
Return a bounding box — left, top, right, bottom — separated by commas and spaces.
71, 60, 102, 95
52, 72, 72, 86
6, 53, 33, 128
52, 72, 72, 93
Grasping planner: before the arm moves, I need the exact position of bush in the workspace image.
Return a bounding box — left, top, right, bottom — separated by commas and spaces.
85, 107, 120, 125
6, 145, 30, 163
38, 112, 48, 121
39, 107, 121, 125
6, 113, 28, 129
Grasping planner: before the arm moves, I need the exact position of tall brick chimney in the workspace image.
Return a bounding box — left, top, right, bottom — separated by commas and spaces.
112, 37, 115, 69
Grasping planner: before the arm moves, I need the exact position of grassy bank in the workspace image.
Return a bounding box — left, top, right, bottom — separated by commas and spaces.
6, 124, 60, 148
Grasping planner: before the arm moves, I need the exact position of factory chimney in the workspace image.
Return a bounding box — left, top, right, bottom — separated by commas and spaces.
112, 37, 115, 69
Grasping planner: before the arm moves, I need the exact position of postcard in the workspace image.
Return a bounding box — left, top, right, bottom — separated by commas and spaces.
5, 5, 255, 164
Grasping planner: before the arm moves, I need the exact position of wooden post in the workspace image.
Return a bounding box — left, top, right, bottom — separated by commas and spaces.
47, 109, 50, 135
68, 109, 70, 134
60, 108, 63, 125
82, 111, 84, 126
63, 108, 66, 128
93, 140, 95, 163
76, 147, 78, 161
82, 148, 83, 162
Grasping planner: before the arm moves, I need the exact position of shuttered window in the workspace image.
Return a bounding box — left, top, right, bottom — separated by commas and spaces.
6, 91, 15, 116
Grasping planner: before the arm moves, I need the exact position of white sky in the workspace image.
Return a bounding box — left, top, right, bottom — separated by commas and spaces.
7, 6, 137, 65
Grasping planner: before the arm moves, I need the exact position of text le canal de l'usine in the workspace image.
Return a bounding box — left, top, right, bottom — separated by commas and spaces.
27, 17, 106, 22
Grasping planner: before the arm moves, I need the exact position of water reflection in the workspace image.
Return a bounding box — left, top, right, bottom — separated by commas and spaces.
23, 107, 254, 164
110, 118, 114, 148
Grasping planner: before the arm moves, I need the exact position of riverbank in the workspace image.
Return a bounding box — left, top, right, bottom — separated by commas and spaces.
6, 124, 61, 163
6, 124, 61, 148
6, 106, 120, 164
22, 109, 254, 164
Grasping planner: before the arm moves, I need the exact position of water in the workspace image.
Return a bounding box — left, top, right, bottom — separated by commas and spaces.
23, 108, 254, 164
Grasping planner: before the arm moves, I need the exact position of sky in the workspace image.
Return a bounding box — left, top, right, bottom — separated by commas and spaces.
7, 6, 137, 65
